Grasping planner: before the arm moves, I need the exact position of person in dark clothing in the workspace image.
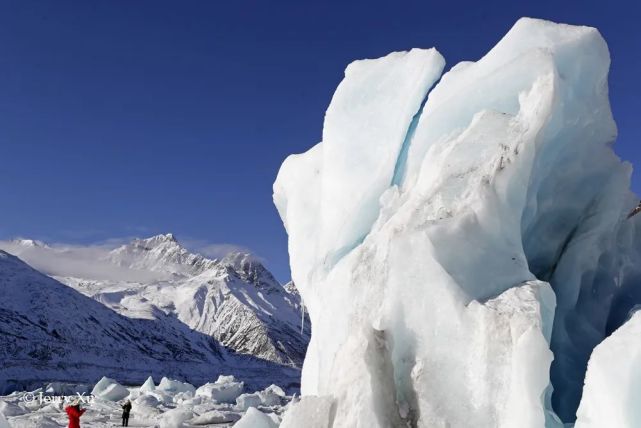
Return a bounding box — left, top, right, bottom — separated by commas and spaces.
121, 400, 132, 427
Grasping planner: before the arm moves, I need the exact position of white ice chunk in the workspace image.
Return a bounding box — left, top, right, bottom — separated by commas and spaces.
274, 16, 630, 427
215, 375, 236, 384
263, 384, 285, 398
235, 386, 284, 411
275, 48, 445, 284
258, 386, 283, 407
232, 407, 278, 428
134, 394, 160, 408
235, 393, 262, 411
172, 391, 195, 404
575, 311, 641, 428
44, 383, 62, 395
140, 376, 156, 392
190, 410, 241, 425
280, 396, 335, 428
159, 407, 194, 428
157, 377, 195, 395
91, 376, 129, 401
143, 390, 174, 405
317, 48, 445, 267
195, 377, 244, 403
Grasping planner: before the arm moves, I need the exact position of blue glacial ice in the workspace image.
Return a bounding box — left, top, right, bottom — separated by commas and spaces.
274, 17, 641, 427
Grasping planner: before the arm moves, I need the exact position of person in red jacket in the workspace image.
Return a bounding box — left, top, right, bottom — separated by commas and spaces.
65, 399, 86, 428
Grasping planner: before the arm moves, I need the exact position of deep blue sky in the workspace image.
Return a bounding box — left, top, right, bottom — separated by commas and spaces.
0, 1, 639, 282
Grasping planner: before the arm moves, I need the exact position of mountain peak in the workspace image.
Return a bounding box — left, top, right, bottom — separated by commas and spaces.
10, 238, 49, 248
221, 252, 280, 289
120, 233, 183, 254
108, 233, 220, 276
135, 233, 179, 246
161, 233, 177, 242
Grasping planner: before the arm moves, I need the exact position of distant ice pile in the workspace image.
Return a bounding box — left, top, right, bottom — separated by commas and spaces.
274, 18, 641, 427
0, 375, 292, 427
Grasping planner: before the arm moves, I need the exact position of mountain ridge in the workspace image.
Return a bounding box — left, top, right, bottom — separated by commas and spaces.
1, 235, 309, 371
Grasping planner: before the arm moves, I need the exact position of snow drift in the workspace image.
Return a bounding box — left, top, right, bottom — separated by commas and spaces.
274, 18, 641, 426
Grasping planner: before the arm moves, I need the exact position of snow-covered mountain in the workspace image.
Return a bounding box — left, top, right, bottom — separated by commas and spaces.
107, 233, 218, 276
3, 234, 308, 367
0, 250, 223, 393
274, 18, 641, 428
0, 235, 308, 393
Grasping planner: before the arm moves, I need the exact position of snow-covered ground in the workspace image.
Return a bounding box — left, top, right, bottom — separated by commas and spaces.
0, 375, 290, 427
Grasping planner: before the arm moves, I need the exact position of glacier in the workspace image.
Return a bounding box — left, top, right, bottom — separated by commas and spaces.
274, 17, 641, 427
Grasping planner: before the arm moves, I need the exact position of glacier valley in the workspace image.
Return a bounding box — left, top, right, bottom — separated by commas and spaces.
274, 18, 641, 427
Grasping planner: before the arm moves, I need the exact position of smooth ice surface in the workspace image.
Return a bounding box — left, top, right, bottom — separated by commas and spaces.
575, 312, 641, 428
274, 17, 641, 426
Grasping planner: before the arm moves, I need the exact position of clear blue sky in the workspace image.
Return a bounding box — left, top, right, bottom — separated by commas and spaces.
0, 0, 639, 282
